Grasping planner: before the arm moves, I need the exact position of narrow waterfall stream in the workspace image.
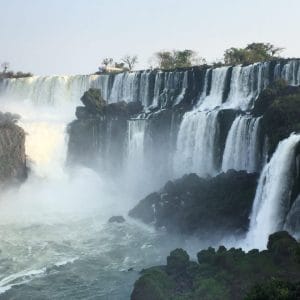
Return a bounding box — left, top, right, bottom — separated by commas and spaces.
246, 134, 300, 249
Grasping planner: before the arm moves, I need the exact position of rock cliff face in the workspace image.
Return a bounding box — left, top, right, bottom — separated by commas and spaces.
129, 171, 258, 235
67, 88, 143, 173
0, 112, 27, 185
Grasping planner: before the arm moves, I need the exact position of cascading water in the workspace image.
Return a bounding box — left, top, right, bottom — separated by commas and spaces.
0, 58, 300, 297
222, 115, 261, 173
126, 119, 147, 172
0, 85, 191, 299
246, 134, 300, 249
197, 67, 229, 110
173, 109, 219, 178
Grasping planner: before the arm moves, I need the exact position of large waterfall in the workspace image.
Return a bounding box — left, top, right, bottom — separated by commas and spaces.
246, 134, 300, 249
174, 60, 300, 178
0, 59, 300, 297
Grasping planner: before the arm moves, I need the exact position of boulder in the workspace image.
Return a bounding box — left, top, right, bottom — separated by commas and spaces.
108, 215, 126, 223
129, 170, 258, 235
80, 88, 106, 113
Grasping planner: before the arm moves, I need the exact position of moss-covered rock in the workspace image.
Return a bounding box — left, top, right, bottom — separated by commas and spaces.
251, 80, 300, 155
80, 88, 107, 113
131, 232, 300, 300
0, 112, 27, 185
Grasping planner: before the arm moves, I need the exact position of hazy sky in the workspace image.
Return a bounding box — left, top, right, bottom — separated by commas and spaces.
1, 0, 300, 75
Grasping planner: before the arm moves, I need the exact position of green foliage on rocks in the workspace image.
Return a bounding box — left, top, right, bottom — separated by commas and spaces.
224, 43, 283, 65
131, 231, 300, 300
154, 50, 206, 70
245, 279, 300, 300
253, 80, 300, 154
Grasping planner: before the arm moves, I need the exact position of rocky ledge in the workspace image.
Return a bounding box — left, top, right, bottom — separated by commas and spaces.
0, 112, 27, 185
131, 231, 300, 300
129, 170, 258, 236
67, 88, 143, 172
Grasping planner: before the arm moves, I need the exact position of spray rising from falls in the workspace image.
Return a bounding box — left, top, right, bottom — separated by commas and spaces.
246, 134, 300, 249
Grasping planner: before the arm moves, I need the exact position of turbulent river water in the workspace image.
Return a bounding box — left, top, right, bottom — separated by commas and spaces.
0, 98, 210, 300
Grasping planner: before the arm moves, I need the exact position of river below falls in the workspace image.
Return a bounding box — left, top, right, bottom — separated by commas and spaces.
0, 212, 213, 299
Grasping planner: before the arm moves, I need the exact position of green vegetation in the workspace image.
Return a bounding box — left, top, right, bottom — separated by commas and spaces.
97, 42, 285, 72
131, 231, 300, 300
99, 55, 138, 73
252, 80, 300, 154
245, 279, 300, 300
0, 61, 33, 79
154, 49, 206, 70
224, 43, 283, 65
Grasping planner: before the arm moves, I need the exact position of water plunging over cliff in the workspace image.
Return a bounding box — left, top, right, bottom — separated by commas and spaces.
246, 134, 300, 249
173, 110, 220, 178
222, 116, 262, 173
126, 119, 147, 181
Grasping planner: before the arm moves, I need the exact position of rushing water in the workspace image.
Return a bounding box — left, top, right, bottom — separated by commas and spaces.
246, 134, 300, 249
222, 115, 262, 173
0, 92, 209, 299
1, 59, 300, 298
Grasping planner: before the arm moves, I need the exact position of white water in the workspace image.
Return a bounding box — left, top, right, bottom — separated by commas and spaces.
222, 115, 261, 173
126, 119, 147, 173
173, 109, 219, 177
0, 60, 300, 296
198, 67, 229, 110
246, 134, 300, 249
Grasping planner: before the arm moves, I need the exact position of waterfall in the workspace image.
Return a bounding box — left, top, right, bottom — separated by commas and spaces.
246, 134, 300, 249
222, 115, 261, 173
224, 63, 269, 110
173, 109, 219, 177
126, 119, 147, 173
197, 67, 229, 110
0, 75, 111, 105
280, 60, 300, 86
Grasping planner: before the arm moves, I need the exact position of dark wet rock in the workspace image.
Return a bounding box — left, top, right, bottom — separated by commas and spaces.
250, 80, 300, 156
0, 112, 27, 185
108, 215, 125, 223
131, 231, 300, 300
80, 88, 107, 113
67, 88, 144, 173
285, 195, 300, 234
129, 170, 258, 235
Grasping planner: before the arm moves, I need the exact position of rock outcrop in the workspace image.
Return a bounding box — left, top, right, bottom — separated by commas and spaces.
0, 112, 27, 185
131, 231, 300, 300
129, 170, 258, 235
67, 88, 143, 173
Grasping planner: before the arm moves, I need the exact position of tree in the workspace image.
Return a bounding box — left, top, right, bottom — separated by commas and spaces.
224, 42, 284, 65
1, 62, 9, 73
154, 50, 205, 70
121, 55, 138, 71
102, 58, 114, 67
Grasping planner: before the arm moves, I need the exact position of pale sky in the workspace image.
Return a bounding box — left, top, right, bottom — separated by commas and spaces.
1, 0, 300, 75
